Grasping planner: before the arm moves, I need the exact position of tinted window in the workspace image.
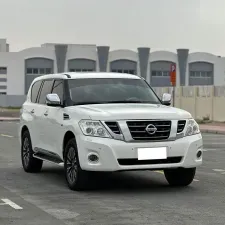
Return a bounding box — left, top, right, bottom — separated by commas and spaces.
52, 80, 64, 101
38, 80, 54, 104
31, 80, 42, 103
68, 78, 160, 105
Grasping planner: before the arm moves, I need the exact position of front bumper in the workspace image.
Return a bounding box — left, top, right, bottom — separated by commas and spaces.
76, 133, 203, 172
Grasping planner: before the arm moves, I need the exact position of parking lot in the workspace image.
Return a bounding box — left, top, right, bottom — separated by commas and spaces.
0, 121, 225, 225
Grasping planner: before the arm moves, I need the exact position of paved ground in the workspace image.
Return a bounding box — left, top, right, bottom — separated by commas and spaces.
0, 122, 225, 225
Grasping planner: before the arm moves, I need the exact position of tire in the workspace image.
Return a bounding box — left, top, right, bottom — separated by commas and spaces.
164, 167, 196, 187
21, 130, 43, 173
64, 138, 89, 191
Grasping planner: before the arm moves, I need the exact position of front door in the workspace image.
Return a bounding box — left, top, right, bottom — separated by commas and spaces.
45, 79, 65, 156
35, 79, 54, 152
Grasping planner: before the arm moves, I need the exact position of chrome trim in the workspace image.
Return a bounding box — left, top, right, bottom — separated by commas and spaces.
101, 121, 124, 141
103, 119, 191, 142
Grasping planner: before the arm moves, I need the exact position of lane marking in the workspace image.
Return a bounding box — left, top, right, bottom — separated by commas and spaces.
1, 134, 14, 138
213, 169, 225, 172
0, 198, 23, 210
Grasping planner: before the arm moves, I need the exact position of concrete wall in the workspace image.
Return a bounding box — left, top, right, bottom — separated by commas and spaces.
0, 95, 26, 107
1, 86, 225, 122
2, 41, 225, 95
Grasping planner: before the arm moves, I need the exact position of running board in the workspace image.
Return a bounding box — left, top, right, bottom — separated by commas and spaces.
33, 152, 64, 167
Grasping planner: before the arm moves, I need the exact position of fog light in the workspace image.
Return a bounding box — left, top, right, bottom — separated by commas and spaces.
196, 150, 202, 158
88, 153, 99, 163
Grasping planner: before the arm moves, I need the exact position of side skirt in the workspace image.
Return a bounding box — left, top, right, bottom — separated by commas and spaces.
33, 147, 64, 167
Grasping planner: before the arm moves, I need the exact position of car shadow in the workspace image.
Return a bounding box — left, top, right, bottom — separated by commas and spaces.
39, 165, 196, 194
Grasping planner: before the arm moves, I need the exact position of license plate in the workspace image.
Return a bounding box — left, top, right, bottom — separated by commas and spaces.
137, 147, 167, 160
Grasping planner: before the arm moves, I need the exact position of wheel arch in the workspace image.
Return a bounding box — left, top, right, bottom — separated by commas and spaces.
63, 130, 76, 160
21, 125, 29, 140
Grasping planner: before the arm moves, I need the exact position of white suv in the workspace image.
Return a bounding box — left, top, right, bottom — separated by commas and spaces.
19, 72, 203, 191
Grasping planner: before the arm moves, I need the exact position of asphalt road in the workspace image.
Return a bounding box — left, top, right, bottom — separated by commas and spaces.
0, 121, 225, 225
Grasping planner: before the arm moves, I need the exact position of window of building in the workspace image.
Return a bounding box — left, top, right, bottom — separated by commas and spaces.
40, 68, 45, 74
26, 68, 53, 75
69, 69, 94, 72
46, 68, 52, 74
0, 78, 7, 82
0, 67, 7, 74
26, 68, 33, 74
151, 70, 170, 77
0, 92, 6, 95
111, 69, 136, 75
38, 80, 54, 104
33, 68, 39, 74
190, 71, 212, 78
31, 80, 42, 103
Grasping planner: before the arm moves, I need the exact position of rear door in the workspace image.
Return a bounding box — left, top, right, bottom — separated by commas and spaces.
25, 80, 43, 150
36, 79, 54, 151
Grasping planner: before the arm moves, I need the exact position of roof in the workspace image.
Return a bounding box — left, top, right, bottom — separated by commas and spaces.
32, 72, 141, 83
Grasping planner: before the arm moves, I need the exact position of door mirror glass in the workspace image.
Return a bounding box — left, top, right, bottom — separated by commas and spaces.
46, 93, 61, 106
161, 93, 171, 106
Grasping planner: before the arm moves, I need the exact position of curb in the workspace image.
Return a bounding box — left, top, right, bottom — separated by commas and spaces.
200, 129, 225, 135
0, 118, 20, 122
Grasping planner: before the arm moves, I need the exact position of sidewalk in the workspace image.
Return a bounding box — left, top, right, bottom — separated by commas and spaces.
199, 123, 225, 135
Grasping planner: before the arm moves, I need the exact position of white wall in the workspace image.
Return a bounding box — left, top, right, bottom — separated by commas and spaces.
0, 39, 8, 52
66, 44, 98, 72
2, 43, 225, 95
188, 52, 224, 86
5, 47, 56, 95
150, 51, 179, 85
108, 50, 138, 72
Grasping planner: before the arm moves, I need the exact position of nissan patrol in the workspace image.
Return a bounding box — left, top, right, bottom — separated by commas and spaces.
19, 72, 203, 191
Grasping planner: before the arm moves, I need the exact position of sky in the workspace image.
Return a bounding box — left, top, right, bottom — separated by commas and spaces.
0, 0, 225, 55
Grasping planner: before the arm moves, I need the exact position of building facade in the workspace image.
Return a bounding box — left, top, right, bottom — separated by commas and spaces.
0, 38, 225, 95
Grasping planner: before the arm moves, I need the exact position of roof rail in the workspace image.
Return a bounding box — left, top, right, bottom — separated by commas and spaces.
64, 73, 71, 78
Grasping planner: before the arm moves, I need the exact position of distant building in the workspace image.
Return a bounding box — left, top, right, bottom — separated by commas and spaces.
0, 38, 224, 95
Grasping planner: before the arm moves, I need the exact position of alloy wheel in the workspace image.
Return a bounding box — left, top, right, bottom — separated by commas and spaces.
23, 137, 30, 167
66, 146, 78, 184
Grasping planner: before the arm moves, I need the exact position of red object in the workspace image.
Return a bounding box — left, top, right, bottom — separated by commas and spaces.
170, 63, 176, 86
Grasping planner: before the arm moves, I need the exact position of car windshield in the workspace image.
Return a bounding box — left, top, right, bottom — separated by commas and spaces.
67, 78, 161, 105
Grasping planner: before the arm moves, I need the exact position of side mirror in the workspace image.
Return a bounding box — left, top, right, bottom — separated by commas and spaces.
46, 93, 61, 107
161, 93, 171, 106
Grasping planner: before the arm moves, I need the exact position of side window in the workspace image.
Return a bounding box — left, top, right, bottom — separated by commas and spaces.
31, 81, 42, 103
38, 80, 54, 104
51, 80, 64, 101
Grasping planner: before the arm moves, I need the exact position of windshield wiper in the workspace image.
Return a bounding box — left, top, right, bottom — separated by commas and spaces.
73, 101, 105, 105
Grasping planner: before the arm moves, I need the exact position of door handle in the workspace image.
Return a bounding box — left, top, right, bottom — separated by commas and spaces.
44, 111, 48, 116
30, 109, 34, 114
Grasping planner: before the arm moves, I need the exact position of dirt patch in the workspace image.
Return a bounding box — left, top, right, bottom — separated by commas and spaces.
0, 108, 20, 117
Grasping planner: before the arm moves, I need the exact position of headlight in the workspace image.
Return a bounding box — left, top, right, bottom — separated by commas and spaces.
79, 120, 111, 138
185, 119, 200, 136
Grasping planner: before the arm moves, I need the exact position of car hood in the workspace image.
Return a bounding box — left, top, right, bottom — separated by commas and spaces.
68, 103, 192, 120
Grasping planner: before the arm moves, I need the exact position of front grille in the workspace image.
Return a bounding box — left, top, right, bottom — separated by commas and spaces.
177, 120, 186, 133
105, 121, 121, 134
118, 157, 182, 166
127, 120, 171, 141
